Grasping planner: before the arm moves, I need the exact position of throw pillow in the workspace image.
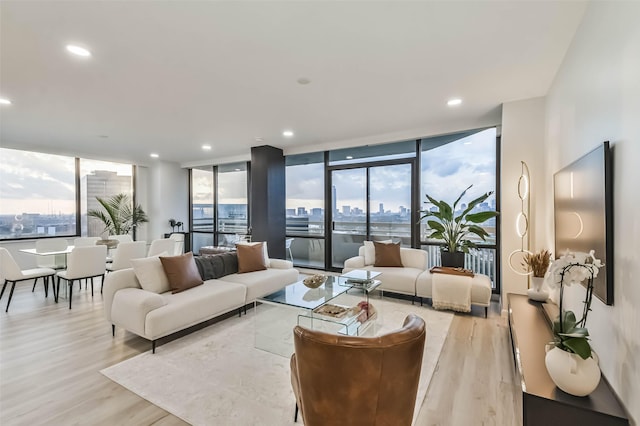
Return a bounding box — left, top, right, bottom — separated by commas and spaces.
131, 254, 171, 294
373, 241, 403, 267
363, 239, 392, 265
159, 252, 204, 293
194, 253, 239, 280
236, 241, 270, 267
236, 242, 268, 273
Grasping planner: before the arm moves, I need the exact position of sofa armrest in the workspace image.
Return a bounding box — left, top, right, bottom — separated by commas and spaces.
103, 268, 141, 322
110, 288, 167, 338
344, 256, 365, 270
268, 258, 293, 269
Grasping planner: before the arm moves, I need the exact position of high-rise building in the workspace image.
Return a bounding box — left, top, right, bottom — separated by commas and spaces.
332, 185, 337, 215
82, 170, 132, 236
297, 207, 307, 216
342, 205, 351, 215
379, 203, 384, 214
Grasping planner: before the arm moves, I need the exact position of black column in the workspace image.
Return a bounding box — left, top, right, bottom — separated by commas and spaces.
250, 145, 285, 259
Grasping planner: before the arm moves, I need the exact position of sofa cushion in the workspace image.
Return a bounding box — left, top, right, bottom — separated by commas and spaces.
363, 240, 392, 265
145, 280, 247, 339
373, 241, 403, 267
221, 267, 299, 301
415, 271, 492, 306
131, 255, 171, 294
236, 243, 268, 273
194, 252, 238, 280
160, 252, 204, 293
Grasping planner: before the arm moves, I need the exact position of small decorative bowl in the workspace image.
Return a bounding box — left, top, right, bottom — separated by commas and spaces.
303, 274, 326, 289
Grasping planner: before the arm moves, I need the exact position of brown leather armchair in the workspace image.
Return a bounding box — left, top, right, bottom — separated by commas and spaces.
290, 314, 426, 426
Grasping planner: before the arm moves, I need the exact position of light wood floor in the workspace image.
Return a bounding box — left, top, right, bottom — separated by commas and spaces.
0, 279, 520, 426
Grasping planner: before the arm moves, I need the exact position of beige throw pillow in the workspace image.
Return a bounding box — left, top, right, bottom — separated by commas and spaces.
159, 252, 204, 294
131, 254, 171, 294
236, 242, 268, 273
373, 241, 403, 267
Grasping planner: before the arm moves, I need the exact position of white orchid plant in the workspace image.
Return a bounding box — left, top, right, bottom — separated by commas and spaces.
544, 250, 604, 360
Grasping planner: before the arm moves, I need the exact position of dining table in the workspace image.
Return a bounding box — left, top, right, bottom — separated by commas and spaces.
20, 245, 76, 298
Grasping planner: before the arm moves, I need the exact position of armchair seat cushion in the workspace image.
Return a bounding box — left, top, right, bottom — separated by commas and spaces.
416, 271, 492, 307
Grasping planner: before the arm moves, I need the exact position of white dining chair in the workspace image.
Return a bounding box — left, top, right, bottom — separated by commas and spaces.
74, 237, 100, 247
33, 238, 68, 292
111, 234, 133, 243
169, 233, 185, 255
56, 245, 107, 309
147, 238, 176, 257
0, 248, 56, 312
107, 241, 146, 272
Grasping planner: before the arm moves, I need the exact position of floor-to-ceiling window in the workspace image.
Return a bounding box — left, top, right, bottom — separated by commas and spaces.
285, 153, 325, 268
420, 128, 499, 289
0, 148, 135, 240
190, 166, 214, 254
327, 141, 417, 269
189, 162, 249, 253
79, 159, 133, 237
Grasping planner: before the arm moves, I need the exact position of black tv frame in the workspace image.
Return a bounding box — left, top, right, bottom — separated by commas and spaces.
553, 141, 613, 305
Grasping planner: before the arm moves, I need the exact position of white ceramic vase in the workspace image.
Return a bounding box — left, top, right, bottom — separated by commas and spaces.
544, 346, 601, 396
527, 277, 548, 301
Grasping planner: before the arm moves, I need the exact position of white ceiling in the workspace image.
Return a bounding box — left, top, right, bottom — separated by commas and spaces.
0, 1, 586, 166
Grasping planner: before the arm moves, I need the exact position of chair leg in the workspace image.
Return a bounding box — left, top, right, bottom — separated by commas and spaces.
55, 276, 60, 303
294, 402, 298, 422
112, 324, 115, 337
43, 276, 49, 298
5, 281, 17, 312
90, 277, 94, 297
485, 307, 488, 318
68, 280, 73, 310
101, 274, 105, 294
32, 277, 39, 292
1, 279, 8, 300
52, 276, 58, 301
152, 340, 156, 354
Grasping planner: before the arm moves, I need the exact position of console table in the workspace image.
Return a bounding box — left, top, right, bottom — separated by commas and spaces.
507, 293, 628, 425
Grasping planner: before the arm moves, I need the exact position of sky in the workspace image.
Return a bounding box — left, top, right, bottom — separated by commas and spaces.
0, 148, 132, 215
1, 128, 496, 216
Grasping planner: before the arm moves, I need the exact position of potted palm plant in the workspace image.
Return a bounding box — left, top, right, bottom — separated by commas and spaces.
419, 185, 498, 267
87, 193, 148, 238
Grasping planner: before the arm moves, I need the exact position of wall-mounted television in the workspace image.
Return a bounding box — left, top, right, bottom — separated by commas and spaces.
554, 141, 613, 305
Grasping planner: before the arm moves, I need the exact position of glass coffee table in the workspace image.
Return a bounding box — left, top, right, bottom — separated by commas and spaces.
254, 271, 383, 357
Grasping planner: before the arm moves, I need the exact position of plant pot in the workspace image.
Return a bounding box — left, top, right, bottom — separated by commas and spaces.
544, 346, 601, 396
527, 276, 549, 301
441, 251, 465, 268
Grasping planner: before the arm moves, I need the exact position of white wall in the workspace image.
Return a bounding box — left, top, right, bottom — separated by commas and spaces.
500, 97, 547, 301
544, 1, 640, 422
145, 161, 189, 242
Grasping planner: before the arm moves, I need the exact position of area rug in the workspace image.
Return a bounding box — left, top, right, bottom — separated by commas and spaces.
101, 297, 453, 425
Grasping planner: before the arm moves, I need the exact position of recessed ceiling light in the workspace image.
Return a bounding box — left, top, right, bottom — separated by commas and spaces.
202, 144, 212, 151
464, 141, 472, 145
0, 98, 12, 105
150, 153, 159, 158
447, 98, 462, 107
297, 78, 311, 85
66, 45, 91, 57
346, 156, 353, 160
283, 130, 294, 137
255, 137, 264, 142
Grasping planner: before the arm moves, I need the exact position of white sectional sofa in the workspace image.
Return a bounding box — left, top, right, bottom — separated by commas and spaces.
343, 245, 492, 316
103, 258, 298, 352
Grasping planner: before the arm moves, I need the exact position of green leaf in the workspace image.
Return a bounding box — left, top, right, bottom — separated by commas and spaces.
452, 185, 472, 210
427, 220, 445, 233
562, 337, 592, 360
465, 211, 499, 223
